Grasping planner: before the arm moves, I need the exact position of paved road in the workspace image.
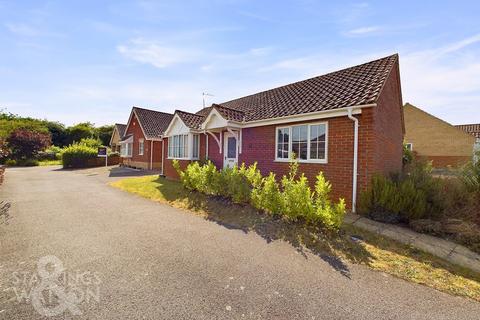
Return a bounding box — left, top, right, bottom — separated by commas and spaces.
0, 166, 479, 319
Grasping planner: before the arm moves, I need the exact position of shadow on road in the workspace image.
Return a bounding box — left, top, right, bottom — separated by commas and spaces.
154, 177, 373, 278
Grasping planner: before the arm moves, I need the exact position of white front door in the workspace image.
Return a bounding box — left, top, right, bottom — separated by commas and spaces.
223, 132, 238, 169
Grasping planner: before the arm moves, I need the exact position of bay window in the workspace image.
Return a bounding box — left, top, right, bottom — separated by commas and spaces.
192, 134, 200, 159
168, 134, 201, 160
275, 122, 327, 163
121, 142, 133, 157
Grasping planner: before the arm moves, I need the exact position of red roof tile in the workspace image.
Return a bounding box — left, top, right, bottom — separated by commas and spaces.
215, 54, 398, 122
133, 107, 174, 138
455, 123, 480, 139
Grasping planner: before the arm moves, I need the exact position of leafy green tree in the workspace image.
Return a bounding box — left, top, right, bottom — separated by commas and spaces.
65, 122, 96, 145
0, 110, 49, 138
96, 125, 114, 146
43, 121, 68, 147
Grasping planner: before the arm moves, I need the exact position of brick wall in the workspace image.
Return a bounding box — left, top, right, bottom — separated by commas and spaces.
163, 134, 207, 178
423, 155, 472, 168
234, 116, 368, 207
404, 103, 475, 167
372, 60, 404, 176
122, 114, 163, 170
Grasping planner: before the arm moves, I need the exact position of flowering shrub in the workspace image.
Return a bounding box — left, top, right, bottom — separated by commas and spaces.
175, 159, 346, 230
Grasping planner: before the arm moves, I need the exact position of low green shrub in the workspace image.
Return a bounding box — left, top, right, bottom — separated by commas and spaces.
313, 173, 346, 228
17, 158, 39, 166
220, 166, 251, 203
251, 172, 284, 215
280, 161, 314, 221
176, 159, 346, 230
5, 159, 16, 166
62, 143, 97, 168
461, 160, 480, 194
4, 158, 39, 166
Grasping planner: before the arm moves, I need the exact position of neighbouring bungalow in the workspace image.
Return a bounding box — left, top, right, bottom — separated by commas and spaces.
404, 103, 476, 168
119, 107, 173, 170
455, 123, 480, 162
109, 123, 127, 153
162, 54, 405, 212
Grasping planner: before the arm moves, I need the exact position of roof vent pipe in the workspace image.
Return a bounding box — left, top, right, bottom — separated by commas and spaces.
347, 107, 359, 213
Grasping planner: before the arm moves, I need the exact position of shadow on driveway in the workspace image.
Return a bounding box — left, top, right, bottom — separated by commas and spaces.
153, 177, 369, 278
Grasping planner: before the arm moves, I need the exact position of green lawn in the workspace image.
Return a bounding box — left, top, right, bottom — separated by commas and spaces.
110, 175, 480, 301
38, 159, 62, 166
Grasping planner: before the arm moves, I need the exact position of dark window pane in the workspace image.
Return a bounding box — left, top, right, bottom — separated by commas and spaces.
310, 143, 318, 159
227, 137, 236, 158
300, 143, 307, 159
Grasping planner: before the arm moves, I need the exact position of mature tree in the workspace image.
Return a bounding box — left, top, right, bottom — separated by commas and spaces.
43, 121, 68, 147
6, 129, 51, 160
0, 111, 49, 138
96, 125, 114, 146
65, 122, 96, 145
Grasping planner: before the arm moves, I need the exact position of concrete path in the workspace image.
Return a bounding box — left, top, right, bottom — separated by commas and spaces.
345, 214, 480, 273
0, 166, 479, 319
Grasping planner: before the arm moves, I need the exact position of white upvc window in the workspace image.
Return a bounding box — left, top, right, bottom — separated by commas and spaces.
168, 133, 201, 160
275, 122, 328, 163
192, 134, 200, 159
405, 143, 413, 151
121, 143, 133, 157
168, 134, 189, 159
138, 139, 144, 155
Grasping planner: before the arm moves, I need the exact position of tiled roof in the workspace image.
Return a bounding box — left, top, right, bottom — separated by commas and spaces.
216, 54, 399, 122
455, 123, 480, 139
115, 123, 127, 138
176, 110, 205, 129
133, 107, 174, 138
212, 104, 245, 122
120, 133, 133, 142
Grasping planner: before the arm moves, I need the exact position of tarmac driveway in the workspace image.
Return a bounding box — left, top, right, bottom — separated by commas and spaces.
0, 166, 479, 319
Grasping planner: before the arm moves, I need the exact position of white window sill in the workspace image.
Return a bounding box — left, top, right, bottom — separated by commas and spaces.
274, 159, 328, 164
167, 157, 199, 160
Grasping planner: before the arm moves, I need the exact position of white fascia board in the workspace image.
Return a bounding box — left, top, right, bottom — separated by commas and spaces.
164, 114, 191, 137
200, 108, 228, 130
240, 104, 374, 128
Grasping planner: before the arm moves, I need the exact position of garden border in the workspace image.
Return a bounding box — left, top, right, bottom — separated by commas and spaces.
345, 213, 480, 273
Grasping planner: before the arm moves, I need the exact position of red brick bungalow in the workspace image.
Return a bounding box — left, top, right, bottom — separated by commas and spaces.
162, 54, 405, 212
120, 107, 173, 170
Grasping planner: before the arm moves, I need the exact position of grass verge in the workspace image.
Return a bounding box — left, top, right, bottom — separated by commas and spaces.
38, 159, 62, 166
110, 175, 480, 301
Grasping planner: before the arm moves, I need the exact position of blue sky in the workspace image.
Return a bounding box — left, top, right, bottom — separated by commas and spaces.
1, 0, 479, 126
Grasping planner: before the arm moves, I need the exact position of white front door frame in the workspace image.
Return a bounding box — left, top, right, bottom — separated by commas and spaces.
223, 131, 238, 169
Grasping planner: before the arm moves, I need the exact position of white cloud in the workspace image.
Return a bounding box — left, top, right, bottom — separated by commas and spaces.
5, 22, 64, 37
399, 34, 480, 123
117, 38, 194, 68
5, 23, 40, 37
345, 26, 380, 36
249, 47, 273, 56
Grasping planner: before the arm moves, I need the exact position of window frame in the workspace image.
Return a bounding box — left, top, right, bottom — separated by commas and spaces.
405, 143, 413, 151
192, 134, 200, 160
167, 133, 193, 160
138, 139, 144, 155
275, 122, 328, 164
